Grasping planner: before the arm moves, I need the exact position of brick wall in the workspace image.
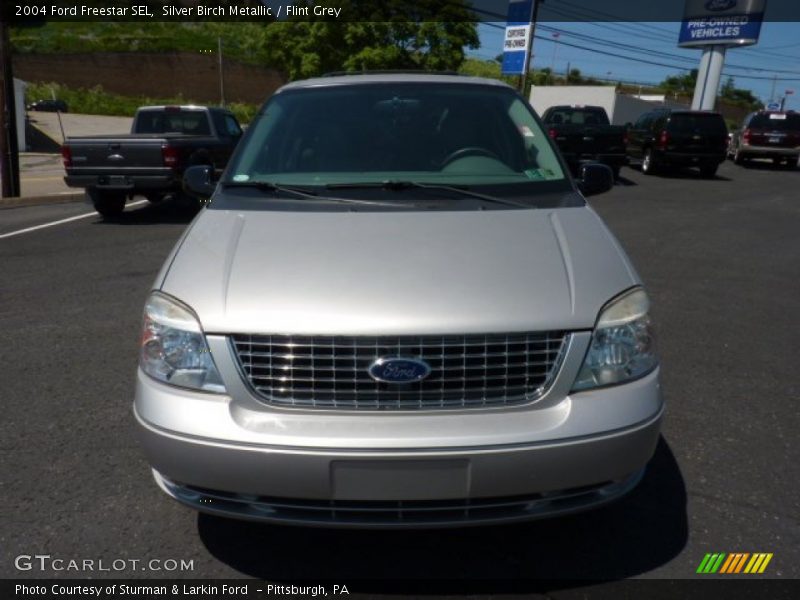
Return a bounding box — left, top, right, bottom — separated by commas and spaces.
13, 52, 285, 105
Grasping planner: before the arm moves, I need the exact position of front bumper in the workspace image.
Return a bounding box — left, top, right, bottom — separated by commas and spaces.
151, 467, 647, 528
134, 332, 663, 526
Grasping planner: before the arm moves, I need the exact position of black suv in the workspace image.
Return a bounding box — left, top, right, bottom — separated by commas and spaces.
27, 99, 68, 113
728, 111, 800, 168
627, 109, 728, 177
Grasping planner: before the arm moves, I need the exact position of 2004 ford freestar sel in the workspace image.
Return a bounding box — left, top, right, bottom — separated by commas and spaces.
134, 74, 663, 527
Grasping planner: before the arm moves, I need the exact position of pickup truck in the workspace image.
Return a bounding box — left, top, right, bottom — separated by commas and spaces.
540, 105, 627, 179
63, 105, 243, 217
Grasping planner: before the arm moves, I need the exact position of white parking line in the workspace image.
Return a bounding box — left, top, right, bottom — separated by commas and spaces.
0, 199, 148, 240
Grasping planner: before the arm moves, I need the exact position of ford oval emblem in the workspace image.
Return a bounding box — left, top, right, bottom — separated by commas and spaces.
368, 357, 431, 383
705, 0, 737, 11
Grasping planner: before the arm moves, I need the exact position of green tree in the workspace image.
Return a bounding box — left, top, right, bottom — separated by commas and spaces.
457, 58, 518, 86
719, 76, 760, 109
532, 68, 552, 86
660, 69, 698, 94
261, 1, 479, 80
566, 68, 582, 83
720, 76, 736, 98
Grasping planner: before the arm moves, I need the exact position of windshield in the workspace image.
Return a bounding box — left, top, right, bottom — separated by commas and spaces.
544, 107, 610, 126
226, 83, 567, 190
135, 110, 211, 135
667, 113, 727, 135
748, 113, 800, 131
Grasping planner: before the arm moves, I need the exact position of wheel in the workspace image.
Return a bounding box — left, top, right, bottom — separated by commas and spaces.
699, 163, 718, 178
88, 189, 126, 218
440, 146, 502, 167
610, 165, 621, 180
641, 149, 658, 175
733, 148, 748, 166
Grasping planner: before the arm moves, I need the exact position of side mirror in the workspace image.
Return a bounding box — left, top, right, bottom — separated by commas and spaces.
577, 163, 614, 197
183, 165, 216, 199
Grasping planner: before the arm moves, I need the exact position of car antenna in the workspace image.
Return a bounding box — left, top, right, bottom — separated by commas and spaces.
56, 111, 66, 143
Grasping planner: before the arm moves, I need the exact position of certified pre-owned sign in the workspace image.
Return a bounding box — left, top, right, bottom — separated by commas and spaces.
678, 0, 766, 47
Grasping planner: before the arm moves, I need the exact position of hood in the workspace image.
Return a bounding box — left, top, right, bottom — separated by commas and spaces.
160, 205, 639, 335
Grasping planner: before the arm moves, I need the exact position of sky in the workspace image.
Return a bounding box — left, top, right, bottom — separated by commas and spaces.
470, 21, 800, 111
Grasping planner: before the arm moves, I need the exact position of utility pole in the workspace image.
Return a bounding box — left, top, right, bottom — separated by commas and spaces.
519, 0, 542, 96
0, 17, 21, 198
550, 31, 560, 83
218, 36, 225, 107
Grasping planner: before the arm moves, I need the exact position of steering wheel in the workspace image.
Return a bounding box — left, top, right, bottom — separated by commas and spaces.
440, 146, 502, 167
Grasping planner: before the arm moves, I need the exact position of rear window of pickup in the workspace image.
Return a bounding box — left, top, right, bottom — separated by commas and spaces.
134, 110, 211, 135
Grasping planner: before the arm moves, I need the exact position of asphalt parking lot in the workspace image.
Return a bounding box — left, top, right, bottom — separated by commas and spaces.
1, 160, 798, 593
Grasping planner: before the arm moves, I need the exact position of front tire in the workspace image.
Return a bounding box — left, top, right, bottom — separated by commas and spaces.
88, 190, 126, 218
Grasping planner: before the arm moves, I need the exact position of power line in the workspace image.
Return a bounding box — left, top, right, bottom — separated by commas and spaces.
549, 1, 679, 40
540, 24, 800, 75
537, 24, 697, 65
533, 35, 800, 82
547, 1, 800, 63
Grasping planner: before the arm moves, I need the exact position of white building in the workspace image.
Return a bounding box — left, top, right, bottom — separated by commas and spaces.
529, 85, 688, 125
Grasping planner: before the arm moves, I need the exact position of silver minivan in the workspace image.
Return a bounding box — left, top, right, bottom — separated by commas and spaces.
134, 74, 662, 527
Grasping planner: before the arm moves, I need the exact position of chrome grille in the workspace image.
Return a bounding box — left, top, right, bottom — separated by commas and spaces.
231, 332, 568, 410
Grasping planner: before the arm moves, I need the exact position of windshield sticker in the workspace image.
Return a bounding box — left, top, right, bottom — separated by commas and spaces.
520, 126, 535, 137
769, 114, 787, 120
233, 174, 250, 182
524, 169, 546, 180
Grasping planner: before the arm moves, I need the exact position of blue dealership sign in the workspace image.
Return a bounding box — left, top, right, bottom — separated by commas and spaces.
501, 0, 534, 75
678, 0, 766, 47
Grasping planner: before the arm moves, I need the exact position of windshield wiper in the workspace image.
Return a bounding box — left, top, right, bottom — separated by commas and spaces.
220, 181, 321, 199
325, 180, 531, 208
219, 181, 389, 206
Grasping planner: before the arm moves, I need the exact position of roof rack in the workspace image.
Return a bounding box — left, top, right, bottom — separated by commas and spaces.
320, 70, 463, 77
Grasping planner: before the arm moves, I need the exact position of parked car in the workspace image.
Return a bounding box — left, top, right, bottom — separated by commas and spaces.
27, 99, 68, 113
728, 110, 800, 168
541, 105, 628, 179
134, 73, 662, 528
63, 105, 242, 217
627, 109, 728, 177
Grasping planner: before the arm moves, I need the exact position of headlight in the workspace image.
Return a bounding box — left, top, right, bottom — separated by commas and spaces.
140, 292, 226, 393
571, 288, 657, 392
